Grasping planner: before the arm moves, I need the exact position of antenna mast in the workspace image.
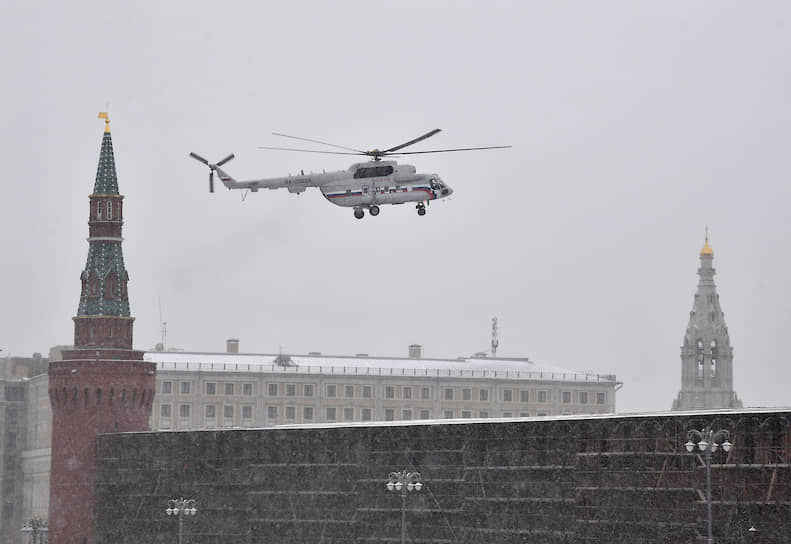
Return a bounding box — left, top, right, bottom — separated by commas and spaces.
491, 317, 499, 358
158, 297, 167, 351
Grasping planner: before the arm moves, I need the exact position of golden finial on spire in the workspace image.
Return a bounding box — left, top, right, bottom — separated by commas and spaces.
700, 225, 714, 257
97, 112, 110, 133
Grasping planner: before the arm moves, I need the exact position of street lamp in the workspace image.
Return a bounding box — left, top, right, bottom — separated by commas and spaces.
20, 517, 48, 544
685, 428, 733, 544
165, 498, 198, 544
386, 470, 423, 544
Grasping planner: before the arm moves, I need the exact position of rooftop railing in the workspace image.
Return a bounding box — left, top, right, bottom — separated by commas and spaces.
153, 361, 618, 383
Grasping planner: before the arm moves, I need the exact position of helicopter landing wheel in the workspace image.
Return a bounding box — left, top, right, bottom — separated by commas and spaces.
369, 205, 380, 217
417, 204, 426, 216
353, 208, 365, 220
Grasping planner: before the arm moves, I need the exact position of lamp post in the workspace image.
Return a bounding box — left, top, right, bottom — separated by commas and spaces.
685, 428, 733, 544
386, 470, 423, 544
165, 498, 198, 544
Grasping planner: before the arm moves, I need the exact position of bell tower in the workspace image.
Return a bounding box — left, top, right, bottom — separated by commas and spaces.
672, 230, 742, 410
48, 114, 156, 544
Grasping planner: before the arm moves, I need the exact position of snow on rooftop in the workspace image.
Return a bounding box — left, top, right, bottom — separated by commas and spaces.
144, 351, 619, 383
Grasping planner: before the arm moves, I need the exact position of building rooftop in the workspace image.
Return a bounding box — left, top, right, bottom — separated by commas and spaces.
144, 350, 619, 384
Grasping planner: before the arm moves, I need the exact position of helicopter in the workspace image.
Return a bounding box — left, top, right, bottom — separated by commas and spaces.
189, 129, 510, 219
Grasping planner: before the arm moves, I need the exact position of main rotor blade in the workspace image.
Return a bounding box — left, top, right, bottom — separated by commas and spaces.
382, 129, 442, 154
389, 145, 512, 156
216, 153, 235, 167
258, 146, 365, 156
272, 133, 364, 154
189, 152, 209, 165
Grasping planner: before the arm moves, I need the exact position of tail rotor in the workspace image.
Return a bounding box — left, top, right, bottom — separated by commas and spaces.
189, 152, 235, 193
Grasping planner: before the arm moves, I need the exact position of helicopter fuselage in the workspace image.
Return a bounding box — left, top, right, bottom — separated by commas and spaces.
212, 159, 452, 218
319, 161, 451, 208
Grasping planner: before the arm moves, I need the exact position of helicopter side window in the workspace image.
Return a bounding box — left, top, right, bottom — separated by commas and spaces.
354, 166, 394, 179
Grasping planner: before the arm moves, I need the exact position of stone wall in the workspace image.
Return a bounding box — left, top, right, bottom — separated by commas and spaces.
95, 409, 790, 543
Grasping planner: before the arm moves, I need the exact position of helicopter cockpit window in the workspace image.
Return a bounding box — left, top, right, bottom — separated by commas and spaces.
354, 165, 394, 179
430, 178, 445, 190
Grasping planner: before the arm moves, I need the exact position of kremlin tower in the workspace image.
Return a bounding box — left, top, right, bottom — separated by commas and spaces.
672, 231, 742, 410
48, 114, 156, 544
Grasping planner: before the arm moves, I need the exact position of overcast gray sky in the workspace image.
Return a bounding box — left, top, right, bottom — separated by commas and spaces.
2, 1, 789, 413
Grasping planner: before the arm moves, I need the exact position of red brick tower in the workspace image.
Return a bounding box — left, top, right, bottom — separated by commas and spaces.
48, 114, 156, 544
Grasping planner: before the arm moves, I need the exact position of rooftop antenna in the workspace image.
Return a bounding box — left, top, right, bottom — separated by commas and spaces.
491, 317, 499, 358
158, 297, 167, 351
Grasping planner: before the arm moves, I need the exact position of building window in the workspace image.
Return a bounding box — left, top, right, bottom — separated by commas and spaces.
161, 381, 172, 394
96, 201, 102, 220
520, 390, 529, 403
223, 405, 234, 419
326, 407, 337, 421
160, 404, 171, 418
326, 384, 337, 398
403, 386, 412, 400
579, 391, 588, 404
402, 409, 412, 420
462, 388, 471, 401
362, 385, 372, 398
224, 383, 235, 396
344, 407, 354, 421
242, 405, 253, 420
286, 384, 296, 397
597, 392, 606, 405
444, 388, 454, 401
243, 383, 253, 396
107, 201, 113, 220
206, 382, 217, 395
285, 406, 296, 420
562, 391, 572, 404
361, 408, 372, 421
179, 404, 191, 418
502, 412, 513, 418
421, 387, 431, 400
536, 412, 548, 417
479, 411, 488, 418
384, 408, 395, 421
419, 409, 431, 419
303, 384, 314, 397
267, 406, 278, 420
461, 410, 472, 418
538, 390, 548, 403
268, 383, 278, 396
479, 389, 489, 401
443, 410, 454, 419
180, 382, 191, 395
503, 390, 513, 402
205, 405, 216, 419
303, 406, 314, 421
521, 411, 531, 417
385, 386, 395, 399
344, 385, 354, 398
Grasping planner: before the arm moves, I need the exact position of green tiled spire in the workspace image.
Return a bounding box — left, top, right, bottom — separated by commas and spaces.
77, 243, 131, 317
93, 117, 119, 195
76, 114, 131, 318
